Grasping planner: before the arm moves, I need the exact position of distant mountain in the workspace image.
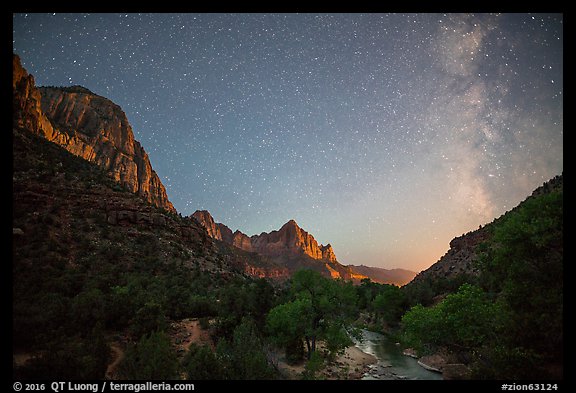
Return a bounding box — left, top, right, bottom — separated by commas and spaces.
348, 265, 417, 286
13, 54, 175, 213
192, 210, 417, 284
193, 210, 366, 281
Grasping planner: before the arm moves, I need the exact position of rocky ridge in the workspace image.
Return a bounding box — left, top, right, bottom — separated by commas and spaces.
192, 210, 368, 281
13, 54, 175, 213
408, 174, 563, 288
408, 228, 488, 286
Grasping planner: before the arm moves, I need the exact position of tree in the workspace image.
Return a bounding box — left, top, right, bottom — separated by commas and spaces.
221, 317, 275, 379
71, 287, 106, 334
401, 283, 501, 353
117, 331, 179, 380
356, 278, 379, 310
14, 332, 110, 379
215, 277, 276, 339
266, 270, 358, 360
400, 189, 563, 379
372, 284, 407, 325
183, 344, 225, 380
476, 190, 563, 378
247, 278, 277, 329
129, 301, 167, 340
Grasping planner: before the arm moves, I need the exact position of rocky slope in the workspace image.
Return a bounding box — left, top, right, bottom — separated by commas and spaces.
192, 210, 368, 281
407, 174, 563, 290
12, 125, 212, 273
408, 228, 488, 286
13, 54, 175, 213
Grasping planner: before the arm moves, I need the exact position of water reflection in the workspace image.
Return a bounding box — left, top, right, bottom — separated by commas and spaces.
354, 329, 443, 380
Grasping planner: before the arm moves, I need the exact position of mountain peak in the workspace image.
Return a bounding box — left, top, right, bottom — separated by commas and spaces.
195, 212, 349, 276
283, 219, 299, 229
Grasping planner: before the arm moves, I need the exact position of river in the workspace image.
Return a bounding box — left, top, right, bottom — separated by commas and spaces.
353, 329, 443, 380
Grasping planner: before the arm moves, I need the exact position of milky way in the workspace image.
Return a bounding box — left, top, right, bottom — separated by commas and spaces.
13, 13, 563, 272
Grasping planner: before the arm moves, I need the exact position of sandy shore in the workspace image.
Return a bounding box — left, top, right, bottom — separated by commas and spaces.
275, 344, 377, 380
327, 345, 378, 379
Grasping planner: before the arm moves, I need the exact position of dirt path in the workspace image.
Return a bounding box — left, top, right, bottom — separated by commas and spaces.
168, 318, 214, 356
103, 319, 213, 380
105, 342, 125, 380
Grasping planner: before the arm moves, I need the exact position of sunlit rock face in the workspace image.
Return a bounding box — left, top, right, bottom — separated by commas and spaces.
321, 244, 338, 263
192, 210, 223, 240
250, 219, 325, 259
192, 210, 368, 281
38, 86, 175, 213
232, 230, 253, 252
193, 212, 336, 263
13, 54, 55, 140
13, 53, 175, 213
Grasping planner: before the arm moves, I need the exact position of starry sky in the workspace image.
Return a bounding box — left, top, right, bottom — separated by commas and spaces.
13, 13, 563, 272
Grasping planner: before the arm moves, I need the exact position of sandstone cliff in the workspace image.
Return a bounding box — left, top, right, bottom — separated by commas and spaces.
250, 219, 325, 260
321, 244, 338, 264
192, 210, 223, 240
13, 54, 175, 213
232, 230, 253, 252
13, 54, 55, 139
193, 211, 337, 263
192, 210, 368, 280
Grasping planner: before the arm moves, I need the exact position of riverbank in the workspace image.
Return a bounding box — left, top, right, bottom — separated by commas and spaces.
355, 329, 444, 380
274, 328, 446, 380
275, 345, 377, 380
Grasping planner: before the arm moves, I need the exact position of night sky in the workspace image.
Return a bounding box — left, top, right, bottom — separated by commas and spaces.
13, 13, 563, 272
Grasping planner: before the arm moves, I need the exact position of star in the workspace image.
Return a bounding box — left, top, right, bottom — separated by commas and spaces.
13, 12, 563, 272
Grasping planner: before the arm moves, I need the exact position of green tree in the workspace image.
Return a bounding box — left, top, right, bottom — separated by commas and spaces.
476, 190, 563, 378
71, 287, 106, 334
284, 337, 305, 364
400, 188, 563, 379
401, 284, 501, 353
183, 344, 225, 380
372, 284, 407, 325
86, 322, 111, 379
356, 278, 379, 310
129, 301, 167, 339
247, 278, 277, 328
302, 350, 324, 380
217, 317, 275, 379
106, 285, 133, 329
117, 331, 179, 380
267, 270, 358, 360
14, 333, 109, 379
